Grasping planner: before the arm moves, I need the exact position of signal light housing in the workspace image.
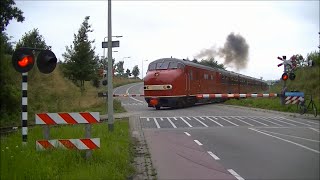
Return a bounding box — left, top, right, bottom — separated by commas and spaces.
289, 72, 296, 80
37, 50, 57, 74
281, 73, 289, 81
12, 48, 35, 73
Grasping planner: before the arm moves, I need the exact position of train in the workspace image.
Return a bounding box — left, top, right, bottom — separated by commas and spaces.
143, 58, 268, 110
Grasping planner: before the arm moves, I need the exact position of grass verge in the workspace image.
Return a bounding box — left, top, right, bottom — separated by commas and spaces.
1, 119, 135, 180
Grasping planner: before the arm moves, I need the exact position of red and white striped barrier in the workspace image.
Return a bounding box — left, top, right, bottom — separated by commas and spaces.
35, 112, 100, 125
285, 96, 304, 104
113, 94, 145, 97
36, 138, 100, 150
196, 93, 278, 99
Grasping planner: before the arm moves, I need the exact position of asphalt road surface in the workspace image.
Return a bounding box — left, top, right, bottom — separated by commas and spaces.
115, 82, 320, 180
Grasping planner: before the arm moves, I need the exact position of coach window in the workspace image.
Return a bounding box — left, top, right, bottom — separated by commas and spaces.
189, 70, 193, 80
204, 74, 208, 80
177, 63, 184, 69
168, 62, 178, 69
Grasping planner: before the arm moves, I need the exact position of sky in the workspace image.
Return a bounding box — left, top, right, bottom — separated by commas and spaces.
5, 1, 319, 80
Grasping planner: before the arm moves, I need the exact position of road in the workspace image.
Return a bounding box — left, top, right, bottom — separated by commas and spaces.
114, 82, 320, 180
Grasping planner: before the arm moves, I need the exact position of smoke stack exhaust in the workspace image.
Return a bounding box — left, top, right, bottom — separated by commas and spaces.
195, 32, 249, 70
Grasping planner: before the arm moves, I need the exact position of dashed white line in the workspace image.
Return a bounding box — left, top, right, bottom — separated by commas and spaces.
309, 127, 320, 133
259, 117, 283, 126
184, 132, 191, 136
276, 117, 312, 126
153, 118, 160, 129
232, 117, 254, 126
228, 169, 245, 180
194, 140, 203, 146
246, 117, 269, 126
270, 118, 297, 126
167, 118, 177, 128
193, 117, 209, 127
173, 117, 177, 120
207, 151, 220, 160
180, 117, 193, 127
219, 117, 239, 126
207, 117, 224, 127
249, 128, 320, 154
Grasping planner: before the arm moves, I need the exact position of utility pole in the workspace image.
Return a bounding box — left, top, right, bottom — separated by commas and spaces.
107, 0, 114, 132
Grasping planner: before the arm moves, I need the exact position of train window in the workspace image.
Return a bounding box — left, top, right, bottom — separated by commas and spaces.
168, 62, 178, 69
211, 75, 213, 80
204, 74, 208, 80
156, 61, 170, 70
189, 70, 193, 80
148, 63, 156, 71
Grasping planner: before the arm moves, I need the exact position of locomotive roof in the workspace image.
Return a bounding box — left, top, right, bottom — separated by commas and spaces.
152, 58, 266, 83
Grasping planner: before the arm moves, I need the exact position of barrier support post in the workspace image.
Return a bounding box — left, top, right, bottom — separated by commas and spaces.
85, 124, 92, 159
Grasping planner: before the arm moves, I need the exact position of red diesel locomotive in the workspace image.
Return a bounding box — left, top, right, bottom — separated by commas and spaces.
144, 58, 268, 109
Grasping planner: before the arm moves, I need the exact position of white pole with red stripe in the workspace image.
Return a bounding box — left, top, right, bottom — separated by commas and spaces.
196, 93, 278, 99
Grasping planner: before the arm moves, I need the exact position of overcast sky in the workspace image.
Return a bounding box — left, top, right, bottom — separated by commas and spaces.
6, 1, 319, 80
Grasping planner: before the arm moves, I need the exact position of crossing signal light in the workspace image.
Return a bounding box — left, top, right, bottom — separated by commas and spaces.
289, 72, 296, 80
12, 48, 57, 74
281, 73, 289, 81
12, 48, 35, 73
37, 50, 57, 74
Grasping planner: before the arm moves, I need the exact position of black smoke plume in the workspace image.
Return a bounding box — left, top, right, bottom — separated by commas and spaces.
195, 32, 249, 70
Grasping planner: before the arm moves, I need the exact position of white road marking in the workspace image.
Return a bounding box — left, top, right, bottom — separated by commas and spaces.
258, 129, 320, 142
193, 117, 209, 127
258, 117, 283, 126
207, 151, 220, 160
228, 169, 245, 180
309, 127, 320, 133
153, 118, 160, 129
147, 118, 150, 122
194, 140, 203, 146
270, 118, 297, 126
126, 83, 145, 103
173, 117, 177, 120
186, 117, 191, 120
184, 132, 191, 136
304, 120, 320, 125
211, 116, 218, 119
219, 117, 239, 126
180, 117, 193, 127
232, 117, 254, 126
245, 117, 269, 126
207, 117, 224, 127
160, 118, 164, 121
167, 118, 177, 128
276, 117, 312, 127
249, 128, 320, 154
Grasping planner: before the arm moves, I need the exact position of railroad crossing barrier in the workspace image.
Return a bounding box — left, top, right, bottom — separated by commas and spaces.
35, 112, 100, 159
196, 93, 278, 99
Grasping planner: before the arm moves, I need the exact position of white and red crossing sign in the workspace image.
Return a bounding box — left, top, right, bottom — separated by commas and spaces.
284, 92, 304, 104
36, 112, 100, 125
36, 138, 100, 150
196, 93, 278, 99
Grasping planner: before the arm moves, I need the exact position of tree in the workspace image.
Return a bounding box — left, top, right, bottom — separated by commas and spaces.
15, 28, 50, 50
62, 16, 98, 93
0, 32, 14, 54
198, 57, 225, 70
132, 65, 140, 78
115, 61, 124, 77
0, 0, 25, 32
125, 68, 131, 78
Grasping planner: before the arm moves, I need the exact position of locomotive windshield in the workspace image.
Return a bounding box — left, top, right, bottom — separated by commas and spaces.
148, 61, 184, 71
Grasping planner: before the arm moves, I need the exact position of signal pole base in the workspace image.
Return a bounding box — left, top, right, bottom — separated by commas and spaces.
108, 123, 114, 132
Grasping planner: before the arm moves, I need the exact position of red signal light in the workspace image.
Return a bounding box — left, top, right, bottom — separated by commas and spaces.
281, 73, 289, 81
18, 55, 33, 67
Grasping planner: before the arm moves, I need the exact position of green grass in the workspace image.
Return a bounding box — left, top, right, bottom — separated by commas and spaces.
1, 120, 135, 180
